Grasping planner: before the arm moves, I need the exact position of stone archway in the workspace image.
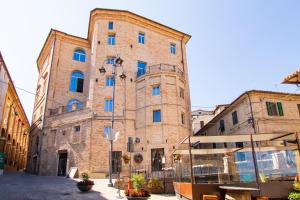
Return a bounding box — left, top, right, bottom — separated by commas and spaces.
0, 128, 6, 152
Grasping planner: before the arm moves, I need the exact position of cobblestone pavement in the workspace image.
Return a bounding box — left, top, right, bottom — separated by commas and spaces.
0, 172, 177, 200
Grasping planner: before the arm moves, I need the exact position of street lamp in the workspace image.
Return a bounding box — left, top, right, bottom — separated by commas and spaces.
99, 56, 125, 187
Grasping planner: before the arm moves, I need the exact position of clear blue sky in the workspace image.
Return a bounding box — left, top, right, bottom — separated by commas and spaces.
0, 0, 299, 121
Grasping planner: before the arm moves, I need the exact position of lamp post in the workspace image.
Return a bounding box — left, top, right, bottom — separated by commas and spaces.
99, 57, 125, 187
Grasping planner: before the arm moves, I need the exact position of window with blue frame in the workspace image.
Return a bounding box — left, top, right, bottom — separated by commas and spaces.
138, 32, 145, 44
106, 77, 114, 86
152, 86, 160, 96
67, 99, 82, 112
170, 43, 176, 54
106, 57, 115, 65
137, 61, 147, 77
105, 99, 113, 112
108, 22, 113, 30
70, 71, 84, 93
108, 34, 116, 45
153, 110, 161, 123
73, 49, 86, 62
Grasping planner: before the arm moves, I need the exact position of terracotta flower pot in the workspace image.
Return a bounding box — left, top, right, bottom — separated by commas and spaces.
126, 197, 150, 200
77, 184, 93, 192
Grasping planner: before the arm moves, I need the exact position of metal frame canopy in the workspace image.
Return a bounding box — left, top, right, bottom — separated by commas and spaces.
173, 132, 300, 155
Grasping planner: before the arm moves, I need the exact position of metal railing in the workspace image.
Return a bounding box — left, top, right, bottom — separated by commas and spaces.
137, 64, 184, 78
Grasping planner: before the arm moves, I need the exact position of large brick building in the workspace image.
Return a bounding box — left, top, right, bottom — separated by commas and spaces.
27, 9, 191, 177
0, 51, 30, 172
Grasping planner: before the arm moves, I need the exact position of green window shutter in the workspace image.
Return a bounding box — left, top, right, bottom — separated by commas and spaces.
266, 102, 272, 116
277, 102, 284, 116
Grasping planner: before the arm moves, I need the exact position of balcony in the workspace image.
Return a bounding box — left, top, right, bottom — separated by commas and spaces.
48, 102, 87, 116
137, 64, 184, 78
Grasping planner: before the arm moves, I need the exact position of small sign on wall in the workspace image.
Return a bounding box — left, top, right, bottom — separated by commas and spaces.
67, 167, 78, 178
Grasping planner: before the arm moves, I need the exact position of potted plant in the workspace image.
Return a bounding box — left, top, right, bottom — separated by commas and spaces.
288, 182, 300, 200
76, 172, 94, 192
147, 178, 164, 194
123, 154, 130, 164
125, 174, 150, 199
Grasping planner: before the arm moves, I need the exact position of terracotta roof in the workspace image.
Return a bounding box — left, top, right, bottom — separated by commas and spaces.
282, 69, 300, 84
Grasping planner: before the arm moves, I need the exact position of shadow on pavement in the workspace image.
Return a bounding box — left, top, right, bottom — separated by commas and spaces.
0, 172, 109, 200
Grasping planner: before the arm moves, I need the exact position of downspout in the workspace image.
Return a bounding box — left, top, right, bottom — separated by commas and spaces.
38, 32, 57, 174
246, 92, 261, 194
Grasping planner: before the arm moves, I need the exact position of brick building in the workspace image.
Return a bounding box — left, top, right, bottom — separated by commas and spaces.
0, 51, 30, 172
27, 9, 191, 177
196, 90, 300, 137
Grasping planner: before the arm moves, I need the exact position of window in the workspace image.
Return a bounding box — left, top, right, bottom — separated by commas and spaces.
153, 110, 161, 123
74, 126, 80, 132
179, 87, 184, 99
67, 99, 82, 112
108, 34, 116, 45
103, 127, 111, 138
181, 113, 185, 124
138, 32, 145, 44
70, 71, 84, 93
106, 77, 114, 86
266, 102, 284, 116
298, 104, 300, 116
106, 57, 115, 65
200, 121, 204, 128
137, 61, 147, 77
219, 119, 225, 132
235, 142, 244, 148
152, 86, 160, 96
105, 99, 113, 112
170, 43, 176, 54
108, 22, 113, 30
73, 49, 86, 62
232, 111, 238, 125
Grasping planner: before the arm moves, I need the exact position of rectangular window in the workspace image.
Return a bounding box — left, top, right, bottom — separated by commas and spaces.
106, 57, 115, 65
200, 121, 204, 128
108, 34, 116, 45
105, 99, 113, 112
108, 22, 113, 30
181, 113, 185, 124
232, 111, 238, 125
266, 102, 284, 116
170, 43, 176, 54
137, 61, 147, 77
298, 104, 300, 116
152, 86, 160, 96
219, 119, 225, 132
138, 32, 145, 44
106, 77, 114, 86
103, 127, 111, 138
236, 152, 246, 161
153, 110, 161, 123
112, 151, 122, 173
179, 87, 184, 99
74, 126, 80, 132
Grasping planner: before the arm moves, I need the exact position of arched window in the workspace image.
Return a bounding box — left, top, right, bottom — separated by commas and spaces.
67, 99, 82, 112
70, 71, 84, 93
73, 49, 86, 62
